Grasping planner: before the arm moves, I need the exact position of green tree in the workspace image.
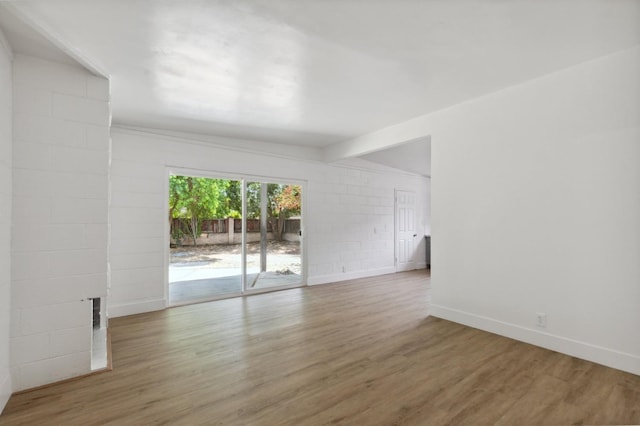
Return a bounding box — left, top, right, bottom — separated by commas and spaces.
168, 178, 301, 244
169, 176, 231, 246
245, 182, 261, 219
224, 180, 243, 218
268, 184, 301, 240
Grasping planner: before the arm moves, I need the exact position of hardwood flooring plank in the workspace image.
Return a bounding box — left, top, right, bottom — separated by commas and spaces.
2, 270, 639, 425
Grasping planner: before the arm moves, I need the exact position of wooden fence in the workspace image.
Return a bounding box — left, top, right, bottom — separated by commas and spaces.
171, 218, 300, 234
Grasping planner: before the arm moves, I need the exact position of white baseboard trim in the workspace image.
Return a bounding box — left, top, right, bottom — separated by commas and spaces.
416, 262, 427, 269
308, 267, 396, 286
430, 304, 640, 376
108, 298, 166, 318
0, 371, 10, 415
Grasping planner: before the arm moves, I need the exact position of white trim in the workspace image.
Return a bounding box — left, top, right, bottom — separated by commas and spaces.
165, 165, 306, 191
163, 168, 170, 305
301, 185, 308, 286
308, 266, 396, 286
0, 24, 13, 410
430, 304, 640, 376
241, 179, 247, 291
108, 298, 166, 318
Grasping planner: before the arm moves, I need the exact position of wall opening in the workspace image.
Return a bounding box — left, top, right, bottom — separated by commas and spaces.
90, 297, 108, 371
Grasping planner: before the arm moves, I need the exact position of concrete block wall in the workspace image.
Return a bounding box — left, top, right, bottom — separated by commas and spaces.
10, 55, 110, 391
0, 29, 13, 411
109, 128, 429, 317
307, 166, 401, 282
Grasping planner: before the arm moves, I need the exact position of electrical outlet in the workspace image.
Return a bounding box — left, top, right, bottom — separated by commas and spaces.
536, 312, 547, 328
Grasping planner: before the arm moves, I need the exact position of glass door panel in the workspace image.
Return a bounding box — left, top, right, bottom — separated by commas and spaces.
168, 176, 243, 305
245, 182, 302, 292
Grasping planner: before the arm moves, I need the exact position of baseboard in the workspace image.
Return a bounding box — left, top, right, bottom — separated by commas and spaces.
416, 262, 427, 269
307, 267, 396, 286
430, 304, 640, 376
12, 363, 113, 396
108, 298, 166, 318
0, 370, 10, 415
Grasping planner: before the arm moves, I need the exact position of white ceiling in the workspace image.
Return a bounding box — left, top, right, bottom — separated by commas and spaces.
1, 1, 639, 158
0, 5, 77, 66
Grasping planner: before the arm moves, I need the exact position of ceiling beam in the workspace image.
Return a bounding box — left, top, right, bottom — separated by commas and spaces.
323, 110, 438, 163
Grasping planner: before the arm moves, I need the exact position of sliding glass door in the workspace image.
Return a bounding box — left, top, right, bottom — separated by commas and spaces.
168, 172, 303, 305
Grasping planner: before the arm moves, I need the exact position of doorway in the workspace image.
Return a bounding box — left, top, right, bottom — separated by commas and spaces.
167, 172, 304, 306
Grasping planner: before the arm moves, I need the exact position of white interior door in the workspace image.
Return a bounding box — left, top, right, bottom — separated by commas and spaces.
395, 189, 417, 272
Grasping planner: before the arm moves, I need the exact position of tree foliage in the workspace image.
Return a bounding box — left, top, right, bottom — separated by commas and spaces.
245, 183, 301, 219
271, 184, 301, 217
169, 176, 301, 244
265, 183, 301, 240
169, 176, 234, 246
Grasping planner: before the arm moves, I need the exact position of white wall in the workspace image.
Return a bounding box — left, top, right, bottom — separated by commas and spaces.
431, 46, 640, 374
109, 128, 429, 317
0, 27, 13, 413
10, 55, 110, 391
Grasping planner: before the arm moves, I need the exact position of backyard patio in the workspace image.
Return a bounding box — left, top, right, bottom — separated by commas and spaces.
169, 240, 302, 304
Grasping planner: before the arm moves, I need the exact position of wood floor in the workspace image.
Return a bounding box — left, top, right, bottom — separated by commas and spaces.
2, 270, 639, 425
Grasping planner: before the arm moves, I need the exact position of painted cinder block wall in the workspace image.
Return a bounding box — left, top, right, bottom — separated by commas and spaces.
0, 27, 13, 410
108, 128, 430, 317
431, 46, 640, 374
10, 55, 110, 391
